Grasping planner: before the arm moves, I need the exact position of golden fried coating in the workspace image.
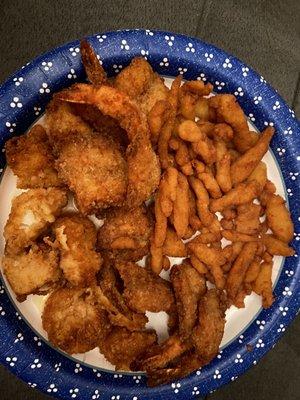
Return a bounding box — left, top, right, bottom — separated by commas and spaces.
191, 289, 226, 363
42, 287, 108, 354
97, 205, 153, 261
99, 326, 157, 371
52, 214, 102, 287
115, 261, 175, 313
3, 243, 61, 301
170, 262, 206, 339
56, 83, 160, 207
96, 264, 148, 330
80, 39, 108, 86
4, 188, 67, 255
56, 133, 127, 214
45, 99, 93, 151
140, 75, 169, 115
114, 57, 154, 99
5, 125, 62, 189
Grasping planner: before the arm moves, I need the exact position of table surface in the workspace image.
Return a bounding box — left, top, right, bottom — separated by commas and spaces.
0, 1, 299, 399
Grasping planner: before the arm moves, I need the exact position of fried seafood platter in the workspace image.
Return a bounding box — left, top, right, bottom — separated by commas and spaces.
0, 40, 295, 387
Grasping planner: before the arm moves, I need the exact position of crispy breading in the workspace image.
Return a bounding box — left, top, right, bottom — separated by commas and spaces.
96, 264, 148, 331
4, 188, 67, 255
42, 287, 109, 354
5, 125, 62, 188
56, 133, 127, 214
99, 326, 157, 371
265, 194, 294, 242
191, 289, 226, 362
56, 83, 160, 207
97, 205, 153, 261
52, 214, 102, 287
170, 262, 206, 339
45, 99, 93, 151
3, 243, 61, 301
115, 261, 175, 313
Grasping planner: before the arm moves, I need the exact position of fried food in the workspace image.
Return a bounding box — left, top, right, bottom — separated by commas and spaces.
3, 243, 61, 301
210, 181, 260, 212
173, 172, 189, 237
56, 83, 160, 207
261, 234, 295, 256
115, 262, 174, 313
230, 127, 274, 185
188, 242, 226, 289
216, 152, 232, 193
5, 125, 62, 188
191, 289, 226, 362
4, 188, 67, 255
97, 205, 152, 261
80, 39, 107, 86
163, 227, 187, 257
159, 167, 178, 217
99, 326, 157, 371
56, 132, 127, 214
226, 242, 257, 305
170, 262, 206, 339
53, 214, 101, 286
97, 265, 148, 331
42, 287, 108, 354
236, 202, 261, 235
265, 194, 294, 242
253, 261, 274, 308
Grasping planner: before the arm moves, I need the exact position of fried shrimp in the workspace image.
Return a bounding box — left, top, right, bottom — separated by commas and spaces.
3, 243, 61, 301
4, 188, 67, 255
5, 124, 62, 188
42, 287, 108, 354
52, 214, 102, 287
97, 205, 153, 261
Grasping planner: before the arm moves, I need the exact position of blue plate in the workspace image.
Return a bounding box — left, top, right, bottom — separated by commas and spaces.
0, 30, 299, 400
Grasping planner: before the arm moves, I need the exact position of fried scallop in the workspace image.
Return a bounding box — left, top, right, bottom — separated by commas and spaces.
56, 133, 127, 214
52, 214, 102, 287
115, 261, 175, 313
97, 205, 153, 261
42, 287, 109, 354
98, 326, 157, 371
4, 188, 67, 255
5, 124, 62, 188
2, 243, 61, 301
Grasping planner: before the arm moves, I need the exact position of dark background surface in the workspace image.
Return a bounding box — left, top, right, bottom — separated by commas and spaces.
0, 1, 299, 399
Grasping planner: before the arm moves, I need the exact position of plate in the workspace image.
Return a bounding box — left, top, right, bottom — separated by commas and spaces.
0, 29, 299, 399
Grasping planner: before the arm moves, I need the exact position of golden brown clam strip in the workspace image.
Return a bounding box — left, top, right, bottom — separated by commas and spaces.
42, 287, 109, 354
115, 261, 175, 313
4, 188, 68, 255
2, 243, 61, 301
52, 214, 102, 287
5, 124, 63, 188
97, 205, 153, 262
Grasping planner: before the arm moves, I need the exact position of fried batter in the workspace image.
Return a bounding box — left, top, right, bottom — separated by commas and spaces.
4, 188, 67, 255
191, 289, 226, 363
97, 205, 153, 261
5, 125, 62, 188
56, 83, 160, 207
170, 262, 206, 339
3, 243, 61, 301
52, 214, 102, 287
56, 133, 127, 214
80, 39, 108, 86
115, 261, 174, 313
96, 264, 148, 330
42, 287, 108, 354
99, 326, 157, 371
